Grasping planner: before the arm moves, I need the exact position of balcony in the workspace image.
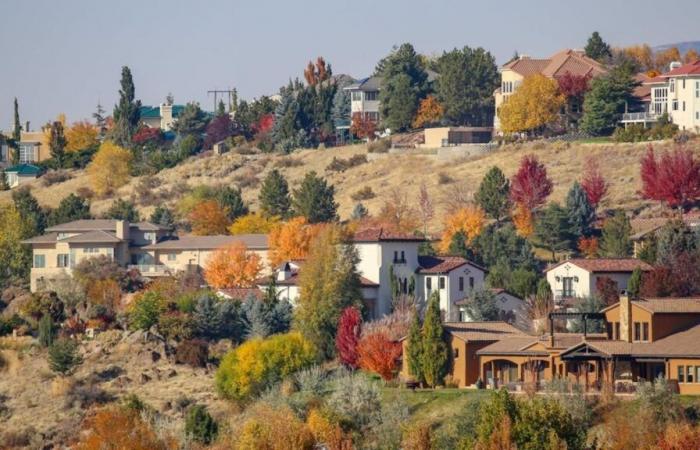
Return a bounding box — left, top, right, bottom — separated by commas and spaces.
128, 264, 173, 276
620, 112, 659, 123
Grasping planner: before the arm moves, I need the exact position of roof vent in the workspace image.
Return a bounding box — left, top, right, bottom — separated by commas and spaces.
519, 54, 530, 60
669, 61, 682, 71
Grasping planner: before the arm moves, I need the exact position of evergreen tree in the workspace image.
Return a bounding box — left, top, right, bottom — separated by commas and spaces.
600, 210, 632, 257
259, 169, 291, 218
580, 66, 638, 136
0, 168, 9, 191
93, 102, 107, 140
406, 309, 424, 384
172, 102, 209, 138
149, 206, 175, 229
292, 171, 338, 223
38, 314, 55, 347
420, 291, 447, 387
462, 289, 500, 321
11, 98, 21, 165
48, 120, 67, 167
436, 46, 499, 126
656, 219, 698, 266
111, 66, 141, 148
185, 405, 219, 445
216, 99, 226, 117
628, 267, 643, 299
48, 194, 91, 226
48, 338, 83, 376
584, 31, 612, 61
215, 186, 248, 221
271, 80, 303, 151
104, 198, 140, 222
331, 83, 351, 125
535, 203, 574, 260
12, 186, 47, 235
351, 203, 368, 220
475, 166, 511, 223
565, 182, 595, 237
536, 279, 553, 302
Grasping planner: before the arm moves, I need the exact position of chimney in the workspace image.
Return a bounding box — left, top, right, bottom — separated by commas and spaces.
160, 103, 174, 131
277, 262, 291, 281
619, 294, 632, 343
669, 61, 682, 71
115, 220, 129, 241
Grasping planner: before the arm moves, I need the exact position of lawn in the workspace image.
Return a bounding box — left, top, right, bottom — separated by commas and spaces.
381, 387, 486, 425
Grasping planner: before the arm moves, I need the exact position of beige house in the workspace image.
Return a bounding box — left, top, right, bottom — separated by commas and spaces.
1, 129, 52, 167
139, 104, 185, 131
662, 60, 700, 132
494, 49, 606, 131
421, 127, 493, 148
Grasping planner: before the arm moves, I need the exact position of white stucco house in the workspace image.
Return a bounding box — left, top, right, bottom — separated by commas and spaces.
545, 258, 653, 305
456, 288, 529, 330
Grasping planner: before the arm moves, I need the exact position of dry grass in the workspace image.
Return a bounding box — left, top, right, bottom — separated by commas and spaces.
1, 138, 697, 231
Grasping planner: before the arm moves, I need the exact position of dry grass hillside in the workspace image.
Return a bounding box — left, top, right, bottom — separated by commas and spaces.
2, 138, 697, 231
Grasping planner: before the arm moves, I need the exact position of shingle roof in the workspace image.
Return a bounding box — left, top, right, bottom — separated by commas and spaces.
45, 219, 166, 233
255, 270, 378, 288
4, 164, 41, 175
60, 230, 122, 244
661, 60, 700, 77
477, 337, 548, 356
21, 232, 60, 244
352, 228, 425, 243
417, 255, 470, 274
444, 321, 526, 342
143, 234, 268, 250
343, 76, 382, 91
546, 258, 653, 273
633, 298, 700, 314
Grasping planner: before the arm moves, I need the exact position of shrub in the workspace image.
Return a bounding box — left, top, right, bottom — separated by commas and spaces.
326, 154, 367, 172
368, 138, 391, 153
274, 157, 304, 168
351, 186, 375, 201
437, 171, 454, 184
636, 377, 682, 431
327, 372, 381, 431
402, 422, 433, 450
236, 403, 315, 450
157, 310, 194, 341
129, 291, 166, 331
357, 332, 401, 381
306, 409, 350, 450
38, 314, 55, 347
42, 169, 72, 186
48, 338, 83, 376
185, 404, 218, 444
65, 380, 114, 409
233, 169, 259, 188
512, 397, 583, 450
215, 332, 316, 401
175, 339, 209, 368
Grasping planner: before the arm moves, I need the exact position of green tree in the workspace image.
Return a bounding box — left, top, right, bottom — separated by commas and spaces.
536, 279, 553, 302
509, 267, 539, 300
111, 66, 141, 148
38, 314, 55, 347
565, 182, 595, 237
11, 98, 21, 165
48, 338, 83, 376
475, 166, 511, 223
104, 198, 140, 222
0, 168, 9, 191
0, 204, 33, 287
584, 31, 612, 61
628, 267, 643, 298
215, 186, 248, 221
513, 397, 584, 450
420, 291, 447, 387
149, 206, 175, 229
600, 210, 632, 257
185, 405, 219, 444
129, 291, 166, 331
259, 169, 291, 218
48, 193, 91, 226
296, 226, 362, 359
12, 186, 47, 235
580, 66, 638, 136
48, 120, 67, 166
377, 43, 429, 132
476, 389, 518, 442
436, 46, 499, 126
172, 102, 209, 138
535, 203, 574, 260
292, 171, 338, 223
406, 309, 424, 383
656, 219, 698, 266
462, 289, 500, 321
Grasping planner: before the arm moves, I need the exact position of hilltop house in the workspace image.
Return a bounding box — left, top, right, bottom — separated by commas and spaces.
493, 49, 607, 132
139, 103, 186, 131
1, 129, 53, 168
3, 163, 41, 188
402, 295, 700, 395
344, 76, 382, 124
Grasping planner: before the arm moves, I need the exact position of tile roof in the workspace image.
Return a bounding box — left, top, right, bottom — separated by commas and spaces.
661, 60, 700, 77
444, 321, 526, 342
143, 234, 268, 250
477, 337, 548, 356
546, 258, 653, 273
503, 57, 551, 77
503, 49, 606, 79
633, 298, 700, 314
60, 230, 122, 244
352, 228, 425, 243
417, 255, 470, 274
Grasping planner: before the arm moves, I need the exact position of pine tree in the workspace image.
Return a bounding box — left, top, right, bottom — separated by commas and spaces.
11, 98, 21, 165
0, 168, 9, 190
600, 210, 632, 257
185, 405, 218, 445
259, 169, 291, 218
48, 338, 83, 376
580, 66, 637, 136
149, 206, 175, 229
406, 309, 424, 384
628, 267, 643, 299
105, 199, 140, 222
111, 66, 141, 148
535, 203, 574, 260
584, 31, 612, 61
420, 292, 447, 387
215, 186, 248, 221
92, 102, 107, 141
565, 182, 595, 238
48, 120, 67, 167
12, 186, 47, 234
172, 102, 209, 137
292, 171, 338, 223
475, 166, 511, 223
48, 193, 91, 226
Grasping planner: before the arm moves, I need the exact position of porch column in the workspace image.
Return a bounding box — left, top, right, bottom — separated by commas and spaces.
491, 361, 496, 388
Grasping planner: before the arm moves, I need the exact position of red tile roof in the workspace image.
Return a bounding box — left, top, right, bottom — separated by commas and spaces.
546, 258, 653, 273
661, 60, 700, 77
444, 321, 526, 342
633, 298, 700, 314
503, 49, 606, 79
352, 228, 425, 242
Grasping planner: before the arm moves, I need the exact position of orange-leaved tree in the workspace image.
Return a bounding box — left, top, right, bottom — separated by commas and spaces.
188, 200, 231, 235
439, 204, 486, 253
412, 95, 444, 128
512, 203, 534, 238
578, 236, 599, 258
87, 141, 132, 197
268, 216, 324, 266
66, 120, 99, 152
204, 241, 262, 289
357, 331, 402, 381
374, 188, 419, 234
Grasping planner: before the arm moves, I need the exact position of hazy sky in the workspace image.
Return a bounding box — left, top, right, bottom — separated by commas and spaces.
1, 0, 699, 130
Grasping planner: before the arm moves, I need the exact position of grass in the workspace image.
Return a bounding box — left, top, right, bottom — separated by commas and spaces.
382, 387, 486, 424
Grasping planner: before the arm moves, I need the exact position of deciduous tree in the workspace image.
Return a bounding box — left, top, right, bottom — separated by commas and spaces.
498, 75, 565, 134
439, 204, 486, 253
375, 188, 419, 234
229, 213, 280, 234
417, 182, 434, 236
640, 145, 700, 210
581, 156, 608, 208
510, 154, 553, 210
87, 141, 132, 197
357, 331, 402, 380
336, 306, 362, 369
204, 241, 263, 289
350, 112, 377, 140
188, 200, 230, 235
203, 114, 235, 149
411, 95, 444, 128
512, 203, 535, 238
268, 216, 324, 266
578, 236, 599, 258
66, 120, 99, 152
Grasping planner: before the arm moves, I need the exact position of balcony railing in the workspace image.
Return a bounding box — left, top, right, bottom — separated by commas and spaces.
128, 264, 172, 275
621, 112, 659, 123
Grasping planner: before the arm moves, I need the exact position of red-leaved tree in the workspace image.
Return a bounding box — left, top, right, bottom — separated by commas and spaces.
596, 276, 620, 305
581, 156, 608, 208
203, 114, 236, 149
556, 72, 592, 101
640, 145, 700, 210
510, 154, 553, 210
335, 307, 362, 368
253, 114, 275, 136
132, 127, 163, 145
351, 112, 376, 141
357, 331, 402, 381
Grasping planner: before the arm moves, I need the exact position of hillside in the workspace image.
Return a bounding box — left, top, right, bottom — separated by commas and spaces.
1, 138, 695, 231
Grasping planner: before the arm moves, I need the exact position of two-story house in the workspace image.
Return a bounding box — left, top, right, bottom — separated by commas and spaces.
139, 103, 186, 131
1, 129, 52, 168
344, 76, 382, 124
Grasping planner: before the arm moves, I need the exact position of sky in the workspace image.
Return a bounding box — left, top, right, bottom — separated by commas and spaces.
1, 0, 699, 130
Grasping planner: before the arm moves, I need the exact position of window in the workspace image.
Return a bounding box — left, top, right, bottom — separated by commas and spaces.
364, 91, 378, 101
688, 366, 695, 383
459, 277, 464, 292
453, 348, 459, 359
426, 277, 432, 291
696, 366, 700, 383
679, 366, 685, 383
670, 78, 675, 93
144, 232, 156, 242
33, 254, 45, 268
366, 111, 379, 122
167, 253, 176, 261
615, 322, 620, 340
562, 277, 574, 297
682, 79, 686, 89
683, 101, 686, 112
393, 250, 405, 264
351, 91, 362, 102
82, 247, 99, 254
696, 81, 699, 98
57, 254, 69, 268
439, 277, 446, 289
634, 322, 641, 341
469, 277, 474, 289
672, 99, 678, 111
642, 322, 649, 342
18, 143, 36, 163
401, 251, 405, 262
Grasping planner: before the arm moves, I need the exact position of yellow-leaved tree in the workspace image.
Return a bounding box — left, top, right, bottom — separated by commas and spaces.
204, 241, 262, 289
229, 213, 280, 235
512, 203, 534, 238
268, 216, 324, 266
66, 120, 99, 152
87, 141, 132, 197
439, 204, 486, 253
498, 74, 565, 134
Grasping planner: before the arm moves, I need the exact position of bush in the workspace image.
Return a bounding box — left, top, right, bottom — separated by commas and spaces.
65, 380, 114, 409
236, 403, 315, 450
368, 138, 391, 153
48, 338, 83, 376
185, 404, 218, 444
327, 371, 381, 431
0, 314, 25, 336
351, 186, 375, 201
294, 365, 327, 396
157, 310, 195, 341
274, 157, 304, 168
42, 169, 72, 186
38, 314, 55, 347
215, 331, 316, 401
326, 154, 367, 172
175, 339, 209, 368
437, 171, 454, 184
129, 291, 166, 331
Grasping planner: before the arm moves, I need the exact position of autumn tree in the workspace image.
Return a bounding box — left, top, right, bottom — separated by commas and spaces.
618, 44, 654, 72
439, 205, 486, 253
684, 48, 700, 64
268, 216, 324, 266
350, 112, 377, 140
417, 182, 434, 236
188, 200, 231, 235
510, 154, 553, 210
498, 74, 565, 134
229, 213, 280, 234
640, 145, 700, 210
581, 156, 608, 208
87, 141, 132, 197
512, 203, 535, 238
578, 236, 599, 258
66, 120, 99, 152
204, 241, 262, 289
357, 331, 402, 380
557, 72, 591, 121
259, 169, 291, 218
296, 225, 362, 359
412, 95, 444, 128
375, 188, 419, 234
335, 306, 362, 369
111, 66, 141, 148
48, 120, 67, 166
292, 171, 338, 223
203, 114, 235, 149
653, 47, 681, 72
475, 166, 511, 223
0, 204, 33, 286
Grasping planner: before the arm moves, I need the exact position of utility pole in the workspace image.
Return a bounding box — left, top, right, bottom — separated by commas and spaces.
207, 89, 236, 113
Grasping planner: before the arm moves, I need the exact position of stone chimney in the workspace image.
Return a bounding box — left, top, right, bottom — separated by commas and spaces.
619, 294, 632, 343
115, 220, 129, 241
160, 103, 174, 131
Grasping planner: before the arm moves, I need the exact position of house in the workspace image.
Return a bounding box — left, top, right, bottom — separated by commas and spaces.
545, 258, 653, 304
1, 129, 52, 167
630, 214, 700, 256
421, 127, 493, 148
21, 219, 269, 292
455, 288, 529, 330
493, 49, 607, 131
344, 76, 382, 124
3, 163, 41, 188
139, 103, 186, 131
